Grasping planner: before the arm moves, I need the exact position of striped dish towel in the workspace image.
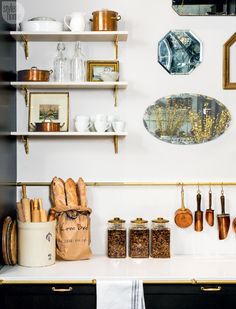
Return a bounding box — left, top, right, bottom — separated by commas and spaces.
96, 280, 146, 309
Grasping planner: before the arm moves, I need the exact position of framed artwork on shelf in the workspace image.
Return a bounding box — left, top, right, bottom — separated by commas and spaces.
87, 60, 119, 82
28, 92, 69, 132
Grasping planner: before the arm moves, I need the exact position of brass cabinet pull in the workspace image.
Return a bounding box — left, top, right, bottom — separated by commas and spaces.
52, 287, 73, 292
201, 286, 222, 292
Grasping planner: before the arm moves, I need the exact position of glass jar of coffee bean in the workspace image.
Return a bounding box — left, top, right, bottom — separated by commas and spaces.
107, 217, 126, 258
129, 218, 149, 258
151, 218, 170, 258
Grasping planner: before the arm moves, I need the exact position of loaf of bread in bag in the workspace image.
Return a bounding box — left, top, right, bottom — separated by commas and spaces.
65, 178, 79, 207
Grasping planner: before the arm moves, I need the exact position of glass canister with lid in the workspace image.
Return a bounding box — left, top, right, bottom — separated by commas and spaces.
129, 218, 149, 258
107, 217, 126, 258
151, 217, 170, 258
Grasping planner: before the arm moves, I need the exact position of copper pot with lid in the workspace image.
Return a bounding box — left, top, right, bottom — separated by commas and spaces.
17, 67, 53, 82
90, 10, 121, 31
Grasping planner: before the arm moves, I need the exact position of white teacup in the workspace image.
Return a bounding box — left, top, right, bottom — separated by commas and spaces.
74, 116, 91, 132
94, 120, 110, 132
112, 121, 126, 132
92, 114, 106, 122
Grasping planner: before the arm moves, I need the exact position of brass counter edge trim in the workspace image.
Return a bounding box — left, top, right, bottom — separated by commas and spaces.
1, 279, 236, 285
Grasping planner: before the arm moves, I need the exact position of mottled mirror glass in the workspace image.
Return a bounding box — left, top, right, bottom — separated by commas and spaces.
158, 30, 202, 75
172, 0, 236, 16
143, 94, 231, 145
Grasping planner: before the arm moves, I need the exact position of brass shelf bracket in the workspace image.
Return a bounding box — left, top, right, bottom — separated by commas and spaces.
113, 85, 118, 107
114, 35, 119, 60
22, 136, 29, 154
21, 35, 29, 60
22, 87, 29, 106
114, 135, 119, 154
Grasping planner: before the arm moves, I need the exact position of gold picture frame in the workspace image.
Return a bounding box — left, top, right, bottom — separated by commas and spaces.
87, 60, 119, 82
28, 92, 69, 132
223, 32, 236, 89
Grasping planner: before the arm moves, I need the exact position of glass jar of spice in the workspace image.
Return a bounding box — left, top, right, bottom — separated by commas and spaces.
129, 218, 149, 258
107, 217, 126, 258
151, 218, 170, 258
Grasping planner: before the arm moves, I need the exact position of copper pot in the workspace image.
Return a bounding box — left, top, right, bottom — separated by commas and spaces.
30, 122, 65, 132
90, 10, 121, 31
17, 67, 53, 81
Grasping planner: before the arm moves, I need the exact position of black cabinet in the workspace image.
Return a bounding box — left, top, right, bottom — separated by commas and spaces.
2, 284, 96, 309
1, 283, 236, 309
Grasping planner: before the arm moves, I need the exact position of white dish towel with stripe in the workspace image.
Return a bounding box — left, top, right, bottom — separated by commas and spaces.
96, 280, 146, 309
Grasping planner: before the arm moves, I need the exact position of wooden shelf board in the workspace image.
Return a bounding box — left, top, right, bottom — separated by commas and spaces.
10, 31, 128, 42
10, 81, 128, 89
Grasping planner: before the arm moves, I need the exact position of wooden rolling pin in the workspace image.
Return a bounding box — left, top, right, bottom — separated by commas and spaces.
21, 185, 31, 222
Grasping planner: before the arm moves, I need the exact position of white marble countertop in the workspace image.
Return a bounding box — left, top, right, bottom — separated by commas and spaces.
1, 255, 236, 283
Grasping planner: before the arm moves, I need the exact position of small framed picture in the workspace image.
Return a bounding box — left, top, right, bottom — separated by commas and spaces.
28, 92, 69, 132
87, 60, 119, 82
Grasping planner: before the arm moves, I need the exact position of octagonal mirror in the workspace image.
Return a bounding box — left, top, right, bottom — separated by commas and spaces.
158, 30, 202, 75
143, 94, 231, 145
172, 1, 236, 16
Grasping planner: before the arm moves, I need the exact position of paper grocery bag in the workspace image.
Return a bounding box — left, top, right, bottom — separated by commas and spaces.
55, 204, 92, 260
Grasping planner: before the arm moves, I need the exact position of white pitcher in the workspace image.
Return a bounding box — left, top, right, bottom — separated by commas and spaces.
64, 12, 86, 31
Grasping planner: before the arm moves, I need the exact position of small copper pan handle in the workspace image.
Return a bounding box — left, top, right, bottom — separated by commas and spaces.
201, 286, 222, 292
111, 15, 121, 21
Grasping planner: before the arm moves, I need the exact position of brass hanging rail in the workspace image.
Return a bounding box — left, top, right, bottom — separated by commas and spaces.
1, 181, 236, 187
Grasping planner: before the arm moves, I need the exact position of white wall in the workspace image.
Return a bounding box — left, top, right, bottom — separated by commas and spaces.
17, 0, 236, 256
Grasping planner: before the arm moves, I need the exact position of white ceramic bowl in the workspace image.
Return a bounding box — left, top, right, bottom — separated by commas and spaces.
99, 71, 119, 82
20, 20, 63, 32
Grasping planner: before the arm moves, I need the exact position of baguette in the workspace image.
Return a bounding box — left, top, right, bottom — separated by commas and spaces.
51, 177, 66, 208
65, 178, 79, 207
77, 177, 87, 208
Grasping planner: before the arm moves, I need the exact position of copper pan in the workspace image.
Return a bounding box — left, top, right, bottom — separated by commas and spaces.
17, 67, 53, 82
30, 122, 65, 132
90, 10, 121, 31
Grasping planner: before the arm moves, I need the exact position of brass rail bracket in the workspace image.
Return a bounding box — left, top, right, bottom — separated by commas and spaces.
22, 136, 29, 154
113, 85, 118, 107
114, 135, 119, 154
22, 87, 29, 106
21, 35, 29, 60
114, 35, 119, 60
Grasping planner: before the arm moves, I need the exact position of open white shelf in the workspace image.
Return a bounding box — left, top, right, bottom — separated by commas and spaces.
11, 81, 128, 89
11, 131, 127, 154
11, 132, 127, 137
10, 31, 128, 42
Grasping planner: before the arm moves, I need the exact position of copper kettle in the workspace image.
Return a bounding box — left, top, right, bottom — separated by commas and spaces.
90, 10, 121, 31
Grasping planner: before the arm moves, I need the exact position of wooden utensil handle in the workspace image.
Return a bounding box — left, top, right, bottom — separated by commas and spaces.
197, 193, 201, 211
22, 185, 27, 198
209, 191, 212, 209
221, 194, 225, 214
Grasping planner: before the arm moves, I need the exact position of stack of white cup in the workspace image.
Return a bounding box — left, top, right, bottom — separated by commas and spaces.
74, 114, 126, 133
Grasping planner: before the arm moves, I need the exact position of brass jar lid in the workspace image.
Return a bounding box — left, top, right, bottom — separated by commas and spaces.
131, 217, 148, 224
108, 217, 125, 223
152, 217, 169, 223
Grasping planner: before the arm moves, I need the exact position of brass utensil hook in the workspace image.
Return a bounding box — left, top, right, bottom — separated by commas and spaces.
197, 183, 201, 194
209, 183, 212, 193
221, 182, 224, 195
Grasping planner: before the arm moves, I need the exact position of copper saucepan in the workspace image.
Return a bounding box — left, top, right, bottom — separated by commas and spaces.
17, 67, 53, 81
30, 122, 65, 132
90, 10, 121, 31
